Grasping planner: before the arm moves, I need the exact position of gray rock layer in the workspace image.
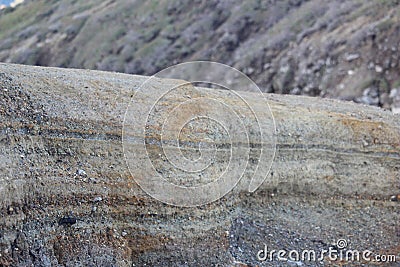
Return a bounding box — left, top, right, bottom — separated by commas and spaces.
0, 63, 399, 266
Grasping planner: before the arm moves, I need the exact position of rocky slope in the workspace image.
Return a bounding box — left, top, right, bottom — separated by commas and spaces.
0, 0, 400, 111
0, 63, 399, 266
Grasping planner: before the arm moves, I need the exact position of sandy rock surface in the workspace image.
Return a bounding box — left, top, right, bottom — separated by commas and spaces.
0, 63, 399, 266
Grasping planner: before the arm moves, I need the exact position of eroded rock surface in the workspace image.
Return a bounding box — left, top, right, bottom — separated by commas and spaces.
0, 63, 398, 266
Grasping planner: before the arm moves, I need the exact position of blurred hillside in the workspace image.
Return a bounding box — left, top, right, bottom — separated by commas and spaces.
0, 0, 399, 111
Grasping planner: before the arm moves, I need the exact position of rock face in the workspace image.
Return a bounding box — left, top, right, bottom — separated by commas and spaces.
0, 63, 399, 266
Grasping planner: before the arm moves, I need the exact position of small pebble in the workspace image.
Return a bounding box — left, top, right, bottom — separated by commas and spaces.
77, 169, 87, 176
375, 65, 383, 73
390, 194, 400, 202
94, 196, 103, 202
89, 177, 97, 183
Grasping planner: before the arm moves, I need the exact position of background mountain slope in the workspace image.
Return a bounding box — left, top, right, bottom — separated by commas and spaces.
0, 0, 400, 111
